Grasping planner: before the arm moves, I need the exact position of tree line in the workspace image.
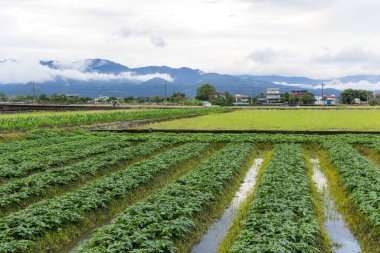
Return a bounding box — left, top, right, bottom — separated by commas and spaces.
0, 84, 378, 106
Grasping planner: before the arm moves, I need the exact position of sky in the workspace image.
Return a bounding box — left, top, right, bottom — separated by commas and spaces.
1, 0, 380, 80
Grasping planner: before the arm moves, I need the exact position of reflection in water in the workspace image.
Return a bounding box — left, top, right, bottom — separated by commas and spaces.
311, 159, 361, 253
191, 158, 264, 253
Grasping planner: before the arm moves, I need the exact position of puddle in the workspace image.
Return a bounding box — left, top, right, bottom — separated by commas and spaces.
311, 159, 361, 253
191, 158, 264, 253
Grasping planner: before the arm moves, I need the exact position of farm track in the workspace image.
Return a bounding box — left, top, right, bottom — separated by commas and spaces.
101, 128, 380, 135
0, 143, 211, 252
0, 141, 172, 216
88, 113, 206, 130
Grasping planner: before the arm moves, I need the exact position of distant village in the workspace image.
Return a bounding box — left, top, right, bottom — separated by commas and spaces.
234, 88, 337, 106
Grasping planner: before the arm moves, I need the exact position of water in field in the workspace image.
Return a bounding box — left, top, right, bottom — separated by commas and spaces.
311, 159, 361, 253
191, 158, 264, 253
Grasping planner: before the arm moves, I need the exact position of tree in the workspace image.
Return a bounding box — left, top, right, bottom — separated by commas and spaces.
150, 96, 163, 104
0, 93, 7, 102
340, 89, 373, 104
210, 92, 234, 106
288, 94, 300, 105
301, 92, 315, 105
196, 83, 216, 101
124, 96, 135, 103
281, 92, 289, 103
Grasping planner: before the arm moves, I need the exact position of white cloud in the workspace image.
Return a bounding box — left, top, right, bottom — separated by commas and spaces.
248, 48, 292, 64
0, 60, 173, 84
1, 0, 380, 80
325, 79, 380, 91
150, 36, 166, 48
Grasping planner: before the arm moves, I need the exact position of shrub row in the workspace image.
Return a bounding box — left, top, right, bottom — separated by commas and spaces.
0, 108, 226, 131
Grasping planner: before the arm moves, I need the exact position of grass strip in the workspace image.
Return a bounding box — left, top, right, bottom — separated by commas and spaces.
76, 143, 253, 253
0, 143, 209, 252
229, 144, 321, 253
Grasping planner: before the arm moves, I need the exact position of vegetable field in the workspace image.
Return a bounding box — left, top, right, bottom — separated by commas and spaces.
0, 130, 379, 253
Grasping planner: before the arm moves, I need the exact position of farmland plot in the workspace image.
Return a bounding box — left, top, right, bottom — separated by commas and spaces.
0, 131, 378, 253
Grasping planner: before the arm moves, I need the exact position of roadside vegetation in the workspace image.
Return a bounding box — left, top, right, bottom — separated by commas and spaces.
0, 107, 227, 132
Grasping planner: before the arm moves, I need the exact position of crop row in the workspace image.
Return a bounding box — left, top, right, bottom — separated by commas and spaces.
118, 132, 380, 144
0, 141, 170, 210
77, 143, 253, 252
0, 137, 132, 178
322, 142, 380, 229
0, 142, 209, 252
0, 108, 226, 131
230, 144, 320, 252
0, 134, 91, 154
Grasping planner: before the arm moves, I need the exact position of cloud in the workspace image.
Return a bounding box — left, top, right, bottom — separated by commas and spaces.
114, 26, 166, 48
325, 79, 380, 91
247, 48, 292, 65
273, 81, 315, 89
150, 36, 166, 48
2, 0, 380, 80
313, 47, 380, 65
0, 60, 173, 84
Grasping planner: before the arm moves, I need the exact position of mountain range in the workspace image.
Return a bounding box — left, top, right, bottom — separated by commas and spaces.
0, 58, 379, 98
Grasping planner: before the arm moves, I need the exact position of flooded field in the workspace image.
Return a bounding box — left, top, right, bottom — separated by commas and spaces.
191, 158, 264, 253
311, 159, 361, 253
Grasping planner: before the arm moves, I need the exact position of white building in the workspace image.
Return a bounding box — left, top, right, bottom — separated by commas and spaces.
265, 88, 281, 103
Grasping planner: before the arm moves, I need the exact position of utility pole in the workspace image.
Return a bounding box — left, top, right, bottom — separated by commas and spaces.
321, 82, 324, 107
32, 83, 35, 104
164, 83, 167, 105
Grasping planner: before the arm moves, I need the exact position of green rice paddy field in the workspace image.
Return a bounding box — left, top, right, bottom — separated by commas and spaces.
144, 110, 380, 131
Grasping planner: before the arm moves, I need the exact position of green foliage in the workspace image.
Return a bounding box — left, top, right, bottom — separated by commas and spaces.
196, 83, 216, 101
77, 143, 252, 252
119, 132, 380, 145
0, 141, 170, 210
322, 141, 380, 229
0, 108, 226, 131
0, 143, 209, 251
339, 89, 373, 104
230, 144, 320, 252
0, 135, 130, 178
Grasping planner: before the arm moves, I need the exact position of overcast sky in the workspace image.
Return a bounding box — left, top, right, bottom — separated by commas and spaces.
1, 0, 380, 79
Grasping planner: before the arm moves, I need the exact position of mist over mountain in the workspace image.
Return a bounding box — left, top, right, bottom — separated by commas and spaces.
0, 59, 379, 98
